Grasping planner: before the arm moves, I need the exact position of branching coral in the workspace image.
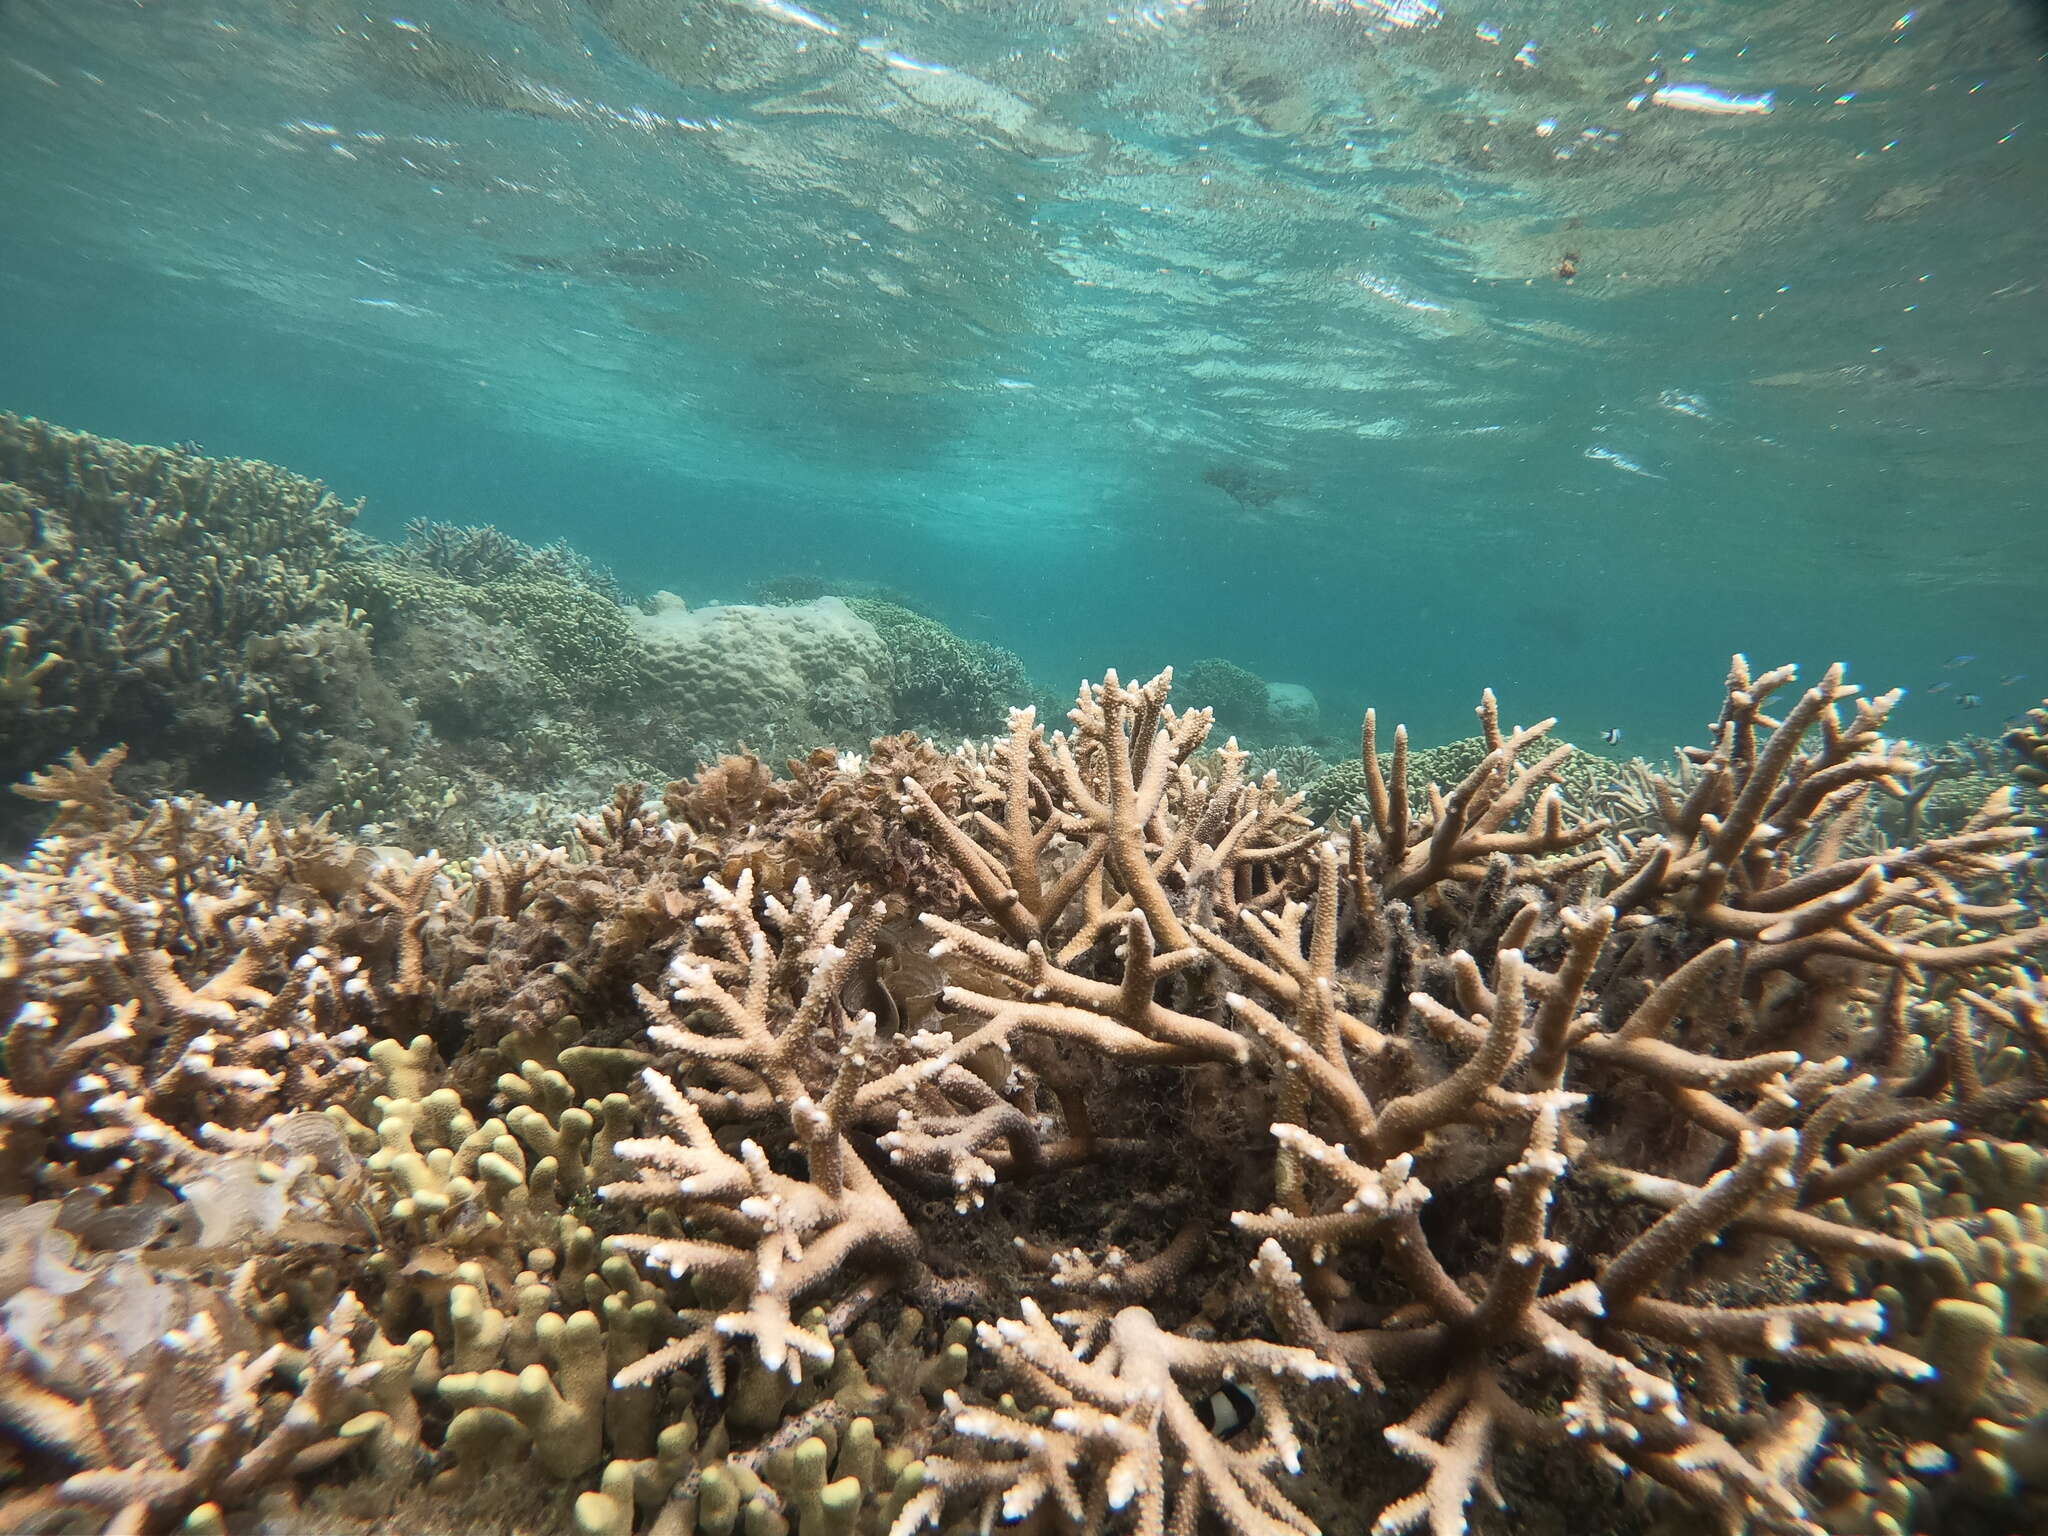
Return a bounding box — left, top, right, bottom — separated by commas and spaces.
888, 661, 2041, 1536
0, 1250, 377, 1534
0, 412, 381, 802
0, 761, 449, 1183
918, 1299, 1339, 1536
3, 654, 2044, 1536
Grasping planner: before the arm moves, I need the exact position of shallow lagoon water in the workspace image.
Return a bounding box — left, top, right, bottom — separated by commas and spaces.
1, 0, 2044, 748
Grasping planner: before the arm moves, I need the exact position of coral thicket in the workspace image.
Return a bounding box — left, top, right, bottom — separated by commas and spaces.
0, 412, 392, 805
5, 644, 2045, 1536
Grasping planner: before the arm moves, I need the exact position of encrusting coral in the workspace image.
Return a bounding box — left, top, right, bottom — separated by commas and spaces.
3, 654, 2045, 1536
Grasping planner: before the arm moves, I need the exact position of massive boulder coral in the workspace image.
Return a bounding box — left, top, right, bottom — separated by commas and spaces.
1, 655, 2043, 1536
631, 596, 896, 757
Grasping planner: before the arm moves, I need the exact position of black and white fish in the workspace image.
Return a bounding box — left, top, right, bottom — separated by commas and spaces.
1601, 727, 1623, 746
1959, 693, 1983, 709
1191, 1382, 1258, 1439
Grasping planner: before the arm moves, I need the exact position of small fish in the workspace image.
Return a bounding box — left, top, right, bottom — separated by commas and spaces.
173, 438, 204, 455
1959, 693, 1983, 709
1924, 680, 1953, 695
1583, 444, 1664, 479
1642, 83, 1775, 116
1192, 1382, 1258, 1438
1601, 728, 1623, 745
1943, 653, 1976, 668
2001, 672, 2027, 686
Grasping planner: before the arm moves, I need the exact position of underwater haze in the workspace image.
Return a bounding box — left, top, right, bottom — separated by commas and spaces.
1, 0, 2045, 747
12, 9, 2048, 1536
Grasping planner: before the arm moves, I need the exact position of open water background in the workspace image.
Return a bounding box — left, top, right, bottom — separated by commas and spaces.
2, 0, 2044, 752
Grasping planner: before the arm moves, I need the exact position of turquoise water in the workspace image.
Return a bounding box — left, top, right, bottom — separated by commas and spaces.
1, 0, 2044, 750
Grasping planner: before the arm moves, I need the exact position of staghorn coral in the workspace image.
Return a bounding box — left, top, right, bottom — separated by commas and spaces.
917, 1300, 1339, 1536
433, 737, 979, 1071
0, 757, 448, 1185
1305, 735, 1626, 828
1, 656, 2045, 1536
562, 660, 2042, 1536
0, 1275, 377, 1533
886, 663, 2040, 1536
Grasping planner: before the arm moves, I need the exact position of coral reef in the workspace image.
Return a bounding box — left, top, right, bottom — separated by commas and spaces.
0, 412, 398, 815
1177, 659, 1271, 742
632, 596, 896, 756
4, 652, 2044, 1536
0, 417, 1068, 861
841, 599, 1032, 741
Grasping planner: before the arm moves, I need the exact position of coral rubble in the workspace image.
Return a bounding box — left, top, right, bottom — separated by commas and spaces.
3, 649, 2046, 1536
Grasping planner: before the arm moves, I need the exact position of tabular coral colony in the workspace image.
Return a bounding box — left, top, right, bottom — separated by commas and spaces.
2, 417, 2047, 1536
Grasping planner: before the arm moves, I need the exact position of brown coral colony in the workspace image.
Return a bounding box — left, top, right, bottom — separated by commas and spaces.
6, 433, 2048, 1536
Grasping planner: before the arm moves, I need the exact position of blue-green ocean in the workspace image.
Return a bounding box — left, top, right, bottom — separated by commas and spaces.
2, 0, 2043, 751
